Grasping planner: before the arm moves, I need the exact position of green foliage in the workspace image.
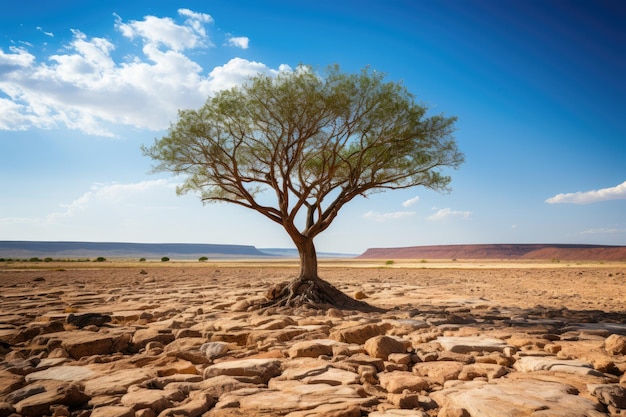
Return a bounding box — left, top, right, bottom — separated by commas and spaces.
385, 260, 395, 265
29, 257, 42, 262
199, 256, 209, 262
44, 257, 54, 262
95, 257, 106, 262
161, 257, 170, 262
139, 258, 146, 262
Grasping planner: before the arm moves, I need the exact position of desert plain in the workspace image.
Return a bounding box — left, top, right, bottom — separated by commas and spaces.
1, 259, 625, 416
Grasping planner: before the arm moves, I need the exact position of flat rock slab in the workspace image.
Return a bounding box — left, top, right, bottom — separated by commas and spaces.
514, 356, 603, 377
84, 368, 156, 396
431, 378, 605, 417
437, 336, 513, 354
25, 365, 96, 383
203, 358, 282, 384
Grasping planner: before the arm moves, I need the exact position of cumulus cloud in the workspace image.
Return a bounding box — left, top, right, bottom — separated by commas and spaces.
545, 181, 626, 204
362, 210, 415, 222
227, 36, 249, 49
0, 10, 283, 136
401, 195, 420, 207
427, 208, 471, 221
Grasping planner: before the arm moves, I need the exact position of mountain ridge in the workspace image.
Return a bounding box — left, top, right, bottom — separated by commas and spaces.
358, 243, 626, 261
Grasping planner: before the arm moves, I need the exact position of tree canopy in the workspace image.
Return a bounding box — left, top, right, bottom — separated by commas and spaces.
143, 64, 463, 308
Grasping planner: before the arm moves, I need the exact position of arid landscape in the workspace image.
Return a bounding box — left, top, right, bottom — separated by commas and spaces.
1, 259, 625, 416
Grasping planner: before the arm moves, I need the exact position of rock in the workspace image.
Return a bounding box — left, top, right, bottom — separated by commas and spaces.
605, 334, 626, 355
120, 389, 172, 413
431, 378, 605, 417
210, 381, 372, 416
90, 406, 135, 417
66, 313, 112, 328
287, 339, 336, 358
412, 361, 464, 384
365, 335, 410, 360
60, 331, 115, 359
369, 410, 429, 417
84, 368, 155, 396
378, 371, 430, 393
203, 358, 282, 384
200, 341, 230, 360
0, 371, 24, 396
157, 391, 215, 417
437, 336, 514, 354
588, 384, 626, 409
514, 356, 604, 376
457, 363, 509, 381
0, 402, 15, 417
133, 328, 175, 350
330, 322, 392, 344
13, 382, 90, 417
25, 365, 96, 383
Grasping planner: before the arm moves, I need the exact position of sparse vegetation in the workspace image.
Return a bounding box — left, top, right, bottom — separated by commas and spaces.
139, 258, 146, 262
161, 257, 170, 262
29, 257, 42, 262
199, 256, 209, 262
95, 257, 107, 262
385, 260, 395, 266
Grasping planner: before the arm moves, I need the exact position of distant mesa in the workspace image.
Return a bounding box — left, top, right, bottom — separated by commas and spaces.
0, 241, 268, 260
358, 244, 626, 261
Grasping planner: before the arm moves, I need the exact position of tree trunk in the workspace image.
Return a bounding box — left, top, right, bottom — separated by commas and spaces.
260, 235, 382, 312
296, 236, 318, 280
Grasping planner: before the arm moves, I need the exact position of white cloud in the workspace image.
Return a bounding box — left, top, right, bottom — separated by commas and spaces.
0, 10, 284, 137
427, 208, 471, 221
228, 36, 249, 49
36, 27, 54, 37
401, 195, 419, 207
545, 180, 626, 204
363, 210, 415, 222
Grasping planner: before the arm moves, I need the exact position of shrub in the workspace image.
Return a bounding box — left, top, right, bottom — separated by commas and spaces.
385, 260, 394, 265
199, 256, 208, 262
29, 257, 42, 262
95, 257, 106, 262
161, 257, 170, 262
139, 258, 146, 262
44, 257, 54, 262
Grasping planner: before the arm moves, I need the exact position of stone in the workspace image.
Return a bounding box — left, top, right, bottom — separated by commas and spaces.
25, 365, 96, 383
287, 339, 336, 358
13, 382, 90, 417
457, 363, 509, 381
66, 313, 111, 328
157, 391, 215, 417
330, 322, 392, 344
369, 410, 428, 417
133, 328, 175, 350
514, 356, 604, 377
412, 361, 464, 384
364, 335, 410, 360
437, 336, 513, 354
605, 334, 626, 355
60, 331, 115, 359
588, 384, 626, 409
84, 368, 155, 396
431, 378, 606, 417
203, 358, 282, 384
90, 406, 134, 417
378, 371, 430, 393
120, 389, 172, 413
0, 371, 24, 396
200, 341, 230, 360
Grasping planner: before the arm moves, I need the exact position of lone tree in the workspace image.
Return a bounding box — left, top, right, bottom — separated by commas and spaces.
143, 65, 463, 309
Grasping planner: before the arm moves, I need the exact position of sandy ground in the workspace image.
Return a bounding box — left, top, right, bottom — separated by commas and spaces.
2, 259, 625, 315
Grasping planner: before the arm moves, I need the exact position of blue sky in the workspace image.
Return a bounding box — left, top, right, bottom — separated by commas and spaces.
1, 0, 624, 254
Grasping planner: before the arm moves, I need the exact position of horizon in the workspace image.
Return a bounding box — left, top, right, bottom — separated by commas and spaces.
1, 1, 625, 253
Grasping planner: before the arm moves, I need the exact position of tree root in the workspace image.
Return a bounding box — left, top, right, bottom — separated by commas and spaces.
260, 276, 384, 312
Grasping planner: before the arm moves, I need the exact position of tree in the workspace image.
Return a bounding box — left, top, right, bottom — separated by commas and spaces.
143, 65, 463, 309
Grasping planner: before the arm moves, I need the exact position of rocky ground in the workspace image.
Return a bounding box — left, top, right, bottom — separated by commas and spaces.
1, 261, 625, 417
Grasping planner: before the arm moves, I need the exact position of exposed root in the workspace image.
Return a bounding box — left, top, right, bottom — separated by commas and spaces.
260, 276, 384, 312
